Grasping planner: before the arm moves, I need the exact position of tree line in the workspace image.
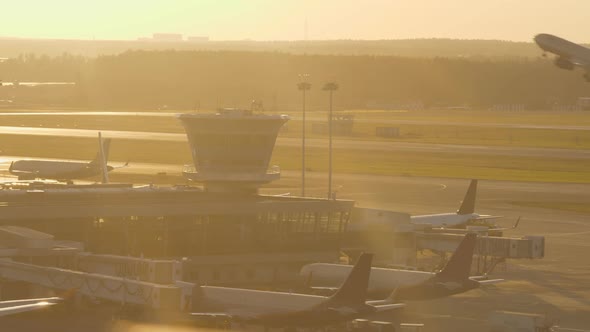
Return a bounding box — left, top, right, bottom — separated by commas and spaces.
0, 50, 588, 110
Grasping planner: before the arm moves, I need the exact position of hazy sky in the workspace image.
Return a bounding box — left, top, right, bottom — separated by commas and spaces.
2, 0, 589, 42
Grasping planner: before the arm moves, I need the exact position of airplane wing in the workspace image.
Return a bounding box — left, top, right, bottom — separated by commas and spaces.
489, 217, 521, 232
0, 298, 60, 317
190, 308, 259, 323
372, 303, 406, 312
568, 56, 590, 67
476, 278, 505, 285
309, 286, 338, 296
473, 215, 503, 221
469, 274, 505, 285
112, 161, 130, 170
366, 288, 406, 311
190, 312, 233, 319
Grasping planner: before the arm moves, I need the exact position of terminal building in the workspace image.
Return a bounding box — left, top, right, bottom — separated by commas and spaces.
0, 109, 354, 286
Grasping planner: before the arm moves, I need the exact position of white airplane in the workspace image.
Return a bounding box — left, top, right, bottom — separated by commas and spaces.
8, 133, 126, 183
410, 179, 502, 228
190, 253, 404, 329
534, 33, 590, 82
0, 296, 63, 317
0, 81, 75, 87
300, 234, 503, 301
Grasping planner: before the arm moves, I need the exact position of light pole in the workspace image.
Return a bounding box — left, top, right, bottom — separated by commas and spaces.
297, 75, 311, 197
322, 82, 338, 199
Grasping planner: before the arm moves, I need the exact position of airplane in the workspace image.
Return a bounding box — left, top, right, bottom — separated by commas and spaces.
534, 33, 590, 82
0, 296, 63, 317
190, 253, 405, 330
300, 233, 504, 301
0, 81, 75, 87
8, 133, 126, 183
410, 179, 502, 228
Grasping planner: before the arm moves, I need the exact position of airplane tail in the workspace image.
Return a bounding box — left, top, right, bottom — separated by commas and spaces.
325, 253, 372, 306
89, 132, 111, 183
90, 135, 111, 167
457, 179, 477, 215
436, 233, 477, 281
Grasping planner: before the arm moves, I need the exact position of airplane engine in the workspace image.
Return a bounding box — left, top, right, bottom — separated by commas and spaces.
554, 57, 574, 70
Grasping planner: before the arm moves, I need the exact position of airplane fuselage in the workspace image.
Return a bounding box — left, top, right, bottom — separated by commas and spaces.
300, 264, 481, 301
410, 212, 479, 228
10, 160, 112, 180
300, 234, 483, 301
394, 277, 480, 301
534, 33, 590, 80
301, 264, 433, 295
197, 286, 325, 315
194, 285, 389, 328
535, 33, 590, 60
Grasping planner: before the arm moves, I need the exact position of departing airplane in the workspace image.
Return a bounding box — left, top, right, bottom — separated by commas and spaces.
0, 296, 63, 317
534, 33, 590, 82
191, 253, 405, 329
8, 133, 126, 183
410, 179, 502, 228
300, 233, 503, 301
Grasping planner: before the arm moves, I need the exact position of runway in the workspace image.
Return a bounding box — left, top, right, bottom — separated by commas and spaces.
1, 111, 589, 131
1, 126, 589, 159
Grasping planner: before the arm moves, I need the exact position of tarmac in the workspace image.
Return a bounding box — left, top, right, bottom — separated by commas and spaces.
1, 126, 589, 159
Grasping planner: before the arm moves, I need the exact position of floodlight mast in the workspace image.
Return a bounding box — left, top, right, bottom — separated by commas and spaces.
322, 82, 338, 199
297, 74, 311, 197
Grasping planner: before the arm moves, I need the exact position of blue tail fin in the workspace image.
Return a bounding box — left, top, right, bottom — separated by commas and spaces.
327, 253, 372, 306
436, 233, 477, 281
457, 179, 477, 215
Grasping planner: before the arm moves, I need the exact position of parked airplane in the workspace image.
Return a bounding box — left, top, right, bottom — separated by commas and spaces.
534, 33, 590, 82
0, 296, 63, 317
8, 133, 126, 183
300, 233, 503, 301
410, 179, 502, 228
190, 253, 405, 329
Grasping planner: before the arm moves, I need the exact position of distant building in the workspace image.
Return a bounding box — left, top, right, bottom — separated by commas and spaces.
152, 33, 183, 42
187, 36, 209, 42
311, 112, 355, 136
577, 97, 590, 110
490, 104, 525, 112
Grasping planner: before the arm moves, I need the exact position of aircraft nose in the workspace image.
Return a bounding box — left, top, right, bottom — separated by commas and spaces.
534, 33, 549, 44
299, 265, 310, 277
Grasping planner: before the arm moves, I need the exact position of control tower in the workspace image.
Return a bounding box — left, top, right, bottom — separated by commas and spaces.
178, 109, 289, 193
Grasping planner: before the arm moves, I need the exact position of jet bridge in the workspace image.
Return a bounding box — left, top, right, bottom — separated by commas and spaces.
417, 232, 545, 274
416, 233, 545, 259
0, 226, 194, 312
